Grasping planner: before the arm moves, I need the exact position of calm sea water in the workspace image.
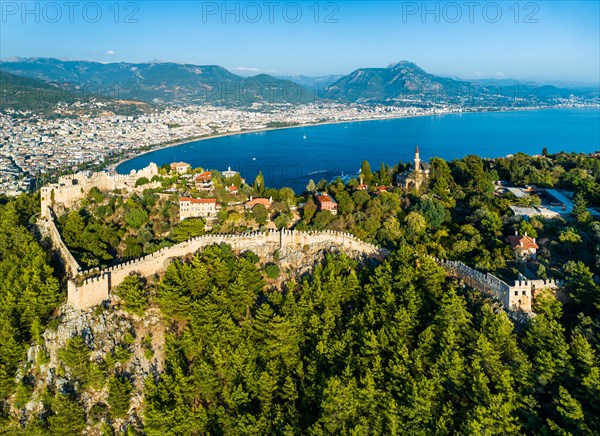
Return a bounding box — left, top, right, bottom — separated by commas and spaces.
117, 108, 600, 192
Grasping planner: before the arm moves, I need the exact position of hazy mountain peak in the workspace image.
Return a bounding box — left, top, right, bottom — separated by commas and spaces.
387, 60, 420, 70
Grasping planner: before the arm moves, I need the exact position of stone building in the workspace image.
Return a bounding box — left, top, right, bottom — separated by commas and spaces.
357, 177, 369, 190
170, 162, 191, 174
316, 192, 338, 215
396, 145, 430, 190
40, 163, 159, 219
222, 166, 238, 178
436, 257, 562, 313
507, 232, 539, 260
179, 197, 219, 220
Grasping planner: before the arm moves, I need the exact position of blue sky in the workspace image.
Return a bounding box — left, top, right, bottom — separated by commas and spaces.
1, 1, 599, 83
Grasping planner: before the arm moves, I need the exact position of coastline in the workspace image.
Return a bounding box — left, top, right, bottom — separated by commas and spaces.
108, 111, 440, 172
110, 105, 599, 173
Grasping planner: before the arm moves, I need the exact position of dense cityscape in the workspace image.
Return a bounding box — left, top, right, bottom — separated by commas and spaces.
1, 97, 597, 195
0, 102, 451, 194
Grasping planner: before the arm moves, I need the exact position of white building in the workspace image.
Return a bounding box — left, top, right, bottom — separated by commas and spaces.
171, 162, 191, 174
179, 197, 219, 220
222, 166, 237, 178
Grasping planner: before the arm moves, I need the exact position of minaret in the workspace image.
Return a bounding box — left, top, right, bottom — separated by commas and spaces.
414, 145, 421, 175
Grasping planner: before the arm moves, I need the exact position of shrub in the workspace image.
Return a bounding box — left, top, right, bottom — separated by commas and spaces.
135, 177, 149, 187
124, 207, 148, 229
264, 263, 280, 279
242, 250, 260, 264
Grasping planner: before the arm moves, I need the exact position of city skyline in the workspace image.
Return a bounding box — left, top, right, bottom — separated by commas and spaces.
1, 1, 599, 84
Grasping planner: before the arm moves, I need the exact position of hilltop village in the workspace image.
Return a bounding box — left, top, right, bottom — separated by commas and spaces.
38, 148, 600, 313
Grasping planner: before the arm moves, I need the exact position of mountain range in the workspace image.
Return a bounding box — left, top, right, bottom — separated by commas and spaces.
1, 58, 598, 108
323, 61, 598, 104
275, 74, 343, 90
0, 58, 316, 106
0, 70, 154, 115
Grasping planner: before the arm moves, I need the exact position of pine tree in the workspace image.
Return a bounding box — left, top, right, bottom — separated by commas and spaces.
572, 192, 591, 222
115, 275, 148, 316
360, 160, 373, 185
107, 375, 132, 418
58, 336, 92, 384
253, 171, 265, 194
48, 394, 86, 435
303, 198, 317, 224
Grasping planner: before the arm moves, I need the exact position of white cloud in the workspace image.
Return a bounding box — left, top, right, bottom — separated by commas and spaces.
231, 66, 287, 76
232, 66, 262, 73
495, 71, 505, 78
106, 50, 116, 55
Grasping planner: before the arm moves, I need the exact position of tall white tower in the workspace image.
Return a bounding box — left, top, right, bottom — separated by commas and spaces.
414, 145, 421, 175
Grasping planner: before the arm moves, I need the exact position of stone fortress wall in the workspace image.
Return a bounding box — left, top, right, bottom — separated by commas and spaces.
435, 258, 562, 312
40, 207, 82, 277
40, 163, 160, 219
68, 229, 389, 309
41, 163, 560, 313
37, 162, 390, 310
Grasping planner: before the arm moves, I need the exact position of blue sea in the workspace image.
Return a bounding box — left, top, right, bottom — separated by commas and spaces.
117, 108, 600, 192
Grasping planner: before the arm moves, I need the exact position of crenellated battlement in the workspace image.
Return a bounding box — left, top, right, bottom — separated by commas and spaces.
434, 257, 563, 312
67, 272, 110, 308
38, 165, 390, 311
65, 228, 389, 310
40, 163, 159, 219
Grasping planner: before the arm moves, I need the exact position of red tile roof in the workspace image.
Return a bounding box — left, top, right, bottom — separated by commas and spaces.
507, 234, 539, 250
171, 162, 190, 168
245, 198, 271, 208
180, 197, 217, 204
195, 171, 212, 181
316, 193, 336, 204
